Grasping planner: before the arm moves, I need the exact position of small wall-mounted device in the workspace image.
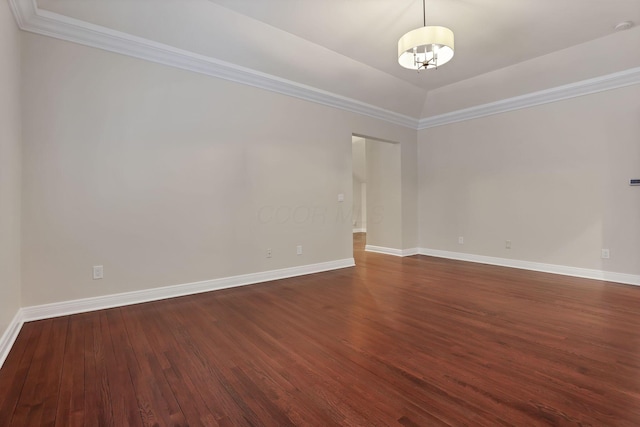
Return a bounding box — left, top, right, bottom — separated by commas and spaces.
631, 179, 640, 186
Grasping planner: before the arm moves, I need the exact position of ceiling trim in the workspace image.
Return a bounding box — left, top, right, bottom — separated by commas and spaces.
10, 0, 420, 129
9, 0, 640, 132
418, 66, 640, 129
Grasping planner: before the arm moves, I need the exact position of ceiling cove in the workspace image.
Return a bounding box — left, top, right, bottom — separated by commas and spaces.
9, 0, 640, 130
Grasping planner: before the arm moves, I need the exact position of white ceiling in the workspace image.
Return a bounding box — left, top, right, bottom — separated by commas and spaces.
33, 0, 640, 120
207, 0, 640, 91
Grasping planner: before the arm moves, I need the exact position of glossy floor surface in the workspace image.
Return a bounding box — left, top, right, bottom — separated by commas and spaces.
1, 233, 639, 426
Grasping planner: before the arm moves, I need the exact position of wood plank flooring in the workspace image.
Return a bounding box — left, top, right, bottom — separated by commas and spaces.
1, 233, 640, 426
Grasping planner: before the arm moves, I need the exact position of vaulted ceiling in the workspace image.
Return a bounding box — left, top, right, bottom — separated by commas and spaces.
208, 0, 640, 91
22, 0, 640, 123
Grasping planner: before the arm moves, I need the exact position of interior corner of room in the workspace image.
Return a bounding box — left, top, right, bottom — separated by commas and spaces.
2, 0, 640, 366
1, 0, 640, 423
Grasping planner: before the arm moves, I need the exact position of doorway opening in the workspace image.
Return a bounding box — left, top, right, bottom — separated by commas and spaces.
351, 134, 402, 259
351, 136, 367, 254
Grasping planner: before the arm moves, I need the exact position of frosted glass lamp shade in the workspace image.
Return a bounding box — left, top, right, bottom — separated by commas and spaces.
398, 25, 454, 70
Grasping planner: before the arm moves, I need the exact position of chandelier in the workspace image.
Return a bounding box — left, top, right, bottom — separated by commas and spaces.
398, 0, 454, 71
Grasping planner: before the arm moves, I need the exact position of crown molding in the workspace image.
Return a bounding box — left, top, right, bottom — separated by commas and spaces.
9, 0, 640, 132
9, 0, 420, 129
418, 66, 640, 129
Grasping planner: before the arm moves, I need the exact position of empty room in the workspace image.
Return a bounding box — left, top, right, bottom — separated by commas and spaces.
1, 0, 640, 425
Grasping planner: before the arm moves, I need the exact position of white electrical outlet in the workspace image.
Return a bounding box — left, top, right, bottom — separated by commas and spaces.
338, 193, 344, 202
266, 248, 272, 258
92, 265, 103, 280
296, 245, 303, 255
505, 240, 511, 249
458, 236, 464, 244
601, 249, 610, 259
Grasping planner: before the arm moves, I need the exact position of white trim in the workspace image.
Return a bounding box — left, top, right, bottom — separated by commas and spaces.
365, 245, 403, 256
8, 0, 418, 129
0, 310, 25, 370
0, 258, 356, 368
0, 258, 354, 368
402, 248, 420, 256
10, 0, 640, 131
20, 258, 355, 322
418, 248, 640, 286
418, 67, 640, 129
352, 228, 366, 233
365, 245, 419, 257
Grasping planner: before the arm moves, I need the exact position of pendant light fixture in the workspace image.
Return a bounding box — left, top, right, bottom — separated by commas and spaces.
398, 0, 454, 71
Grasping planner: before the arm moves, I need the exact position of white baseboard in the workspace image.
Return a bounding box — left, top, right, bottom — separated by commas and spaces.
20, 258, 355, 322
0, 310, 25, 370
418, 248, 640, 286
352, 228, 366, 233
402, 248, 420, 256
0, 258, 354, 369
5, 250, 636, 370
365, 245, 419, 257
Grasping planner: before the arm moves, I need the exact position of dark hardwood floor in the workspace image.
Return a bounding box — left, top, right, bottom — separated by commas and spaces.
1, 233, 640, 426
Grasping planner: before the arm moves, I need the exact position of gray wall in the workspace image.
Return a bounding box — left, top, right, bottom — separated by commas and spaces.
419, 84, 640, 275
0, 0, 22, 335
365, 139, 403, 250
20, 33, 418, 307
351, 137, 366, 230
